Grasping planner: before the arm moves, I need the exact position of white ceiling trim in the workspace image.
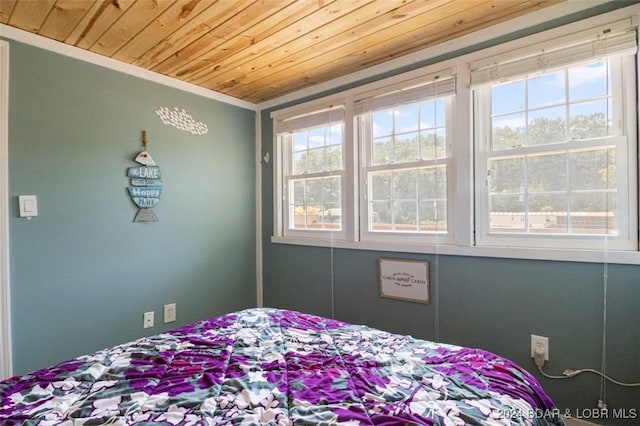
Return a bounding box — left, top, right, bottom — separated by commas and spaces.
0, 24, 257, 112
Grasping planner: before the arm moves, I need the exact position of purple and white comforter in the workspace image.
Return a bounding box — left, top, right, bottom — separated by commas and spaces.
0, 308, 563, 425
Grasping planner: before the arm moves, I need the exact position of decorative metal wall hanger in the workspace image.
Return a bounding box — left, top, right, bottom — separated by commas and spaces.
127, 130, 162, 222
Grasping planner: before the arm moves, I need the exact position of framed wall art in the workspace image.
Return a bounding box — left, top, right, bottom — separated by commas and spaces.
379, 258, 430, 304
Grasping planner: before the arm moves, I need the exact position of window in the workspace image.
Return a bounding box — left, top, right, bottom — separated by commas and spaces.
273, 104, 346, 238
271, 14, 639, 261
472, 23, 637, 250
355, 73, 455, 241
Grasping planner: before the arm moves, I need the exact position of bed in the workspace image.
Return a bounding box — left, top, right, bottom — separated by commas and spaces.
0, 308, 563, 425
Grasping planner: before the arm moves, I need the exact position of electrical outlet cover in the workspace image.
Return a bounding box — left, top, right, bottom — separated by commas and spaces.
164, 303, 176, 323
530, 334, 549, 361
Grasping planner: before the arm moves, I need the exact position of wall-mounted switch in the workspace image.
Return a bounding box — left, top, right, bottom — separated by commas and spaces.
18, 195, 38, 219
143, 311, 154, 329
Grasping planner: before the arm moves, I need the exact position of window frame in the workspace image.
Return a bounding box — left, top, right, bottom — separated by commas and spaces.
357, 93, 456, 245
273, 98, 350, 242
473, 54, 637, 251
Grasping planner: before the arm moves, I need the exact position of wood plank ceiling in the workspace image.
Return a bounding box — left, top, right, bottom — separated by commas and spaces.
0, 0, 564, 104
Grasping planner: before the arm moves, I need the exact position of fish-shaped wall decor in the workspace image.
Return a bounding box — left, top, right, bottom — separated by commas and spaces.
127, 131, 162, 222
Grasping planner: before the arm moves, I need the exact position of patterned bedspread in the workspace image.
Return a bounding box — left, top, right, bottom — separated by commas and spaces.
0, 308, 564, 425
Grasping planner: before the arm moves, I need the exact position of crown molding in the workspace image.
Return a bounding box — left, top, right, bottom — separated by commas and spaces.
0, 24, 256, 111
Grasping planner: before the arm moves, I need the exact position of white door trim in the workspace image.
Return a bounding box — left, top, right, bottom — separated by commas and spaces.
0, 40, 12, 379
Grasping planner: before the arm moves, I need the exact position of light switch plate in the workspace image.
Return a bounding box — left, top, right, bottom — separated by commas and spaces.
164, 303, 176, 323
18, 195, 38, 218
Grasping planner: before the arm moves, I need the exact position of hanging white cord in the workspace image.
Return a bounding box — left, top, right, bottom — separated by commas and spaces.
330, 232, 335, 319
536, 365, 640, 387
329, 110, 336, 319
433, 79, 441, 343
599, 62, 611, 404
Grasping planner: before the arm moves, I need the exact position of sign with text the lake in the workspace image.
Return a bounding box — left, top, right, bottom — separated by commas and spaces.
127, 146, 162, 222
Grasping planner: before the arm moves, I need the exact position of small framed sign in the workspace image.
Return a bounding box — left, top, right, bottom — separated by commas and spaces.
379, 258, 430, 304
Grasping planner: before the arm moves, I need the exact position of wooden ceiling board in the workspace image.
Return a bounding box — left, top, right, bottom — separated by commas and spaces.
111, 0, 214, 64
0, 0, 569, 104
131, 0, 242, 69
38, 0, 95, 41
215, 0, 462, 98
71, 0, 136, 50
142, 0, 258, 75
185, 0, 369, 87
230, 0, 563, 102
90, 0, 174, 57
183, 0, 335, 86
7, 0, 56, 32
0, 1, 17, 24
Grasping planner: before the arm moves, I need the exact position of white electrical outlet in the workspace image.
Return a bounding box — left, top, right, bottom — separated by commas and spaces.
143, 311, 154, 329
531, 334, 549, 361
164, 303, 176, 323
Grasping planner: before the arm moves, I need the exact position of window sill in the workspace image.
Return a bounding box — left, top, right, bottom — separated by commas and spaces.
270, 235, 640, 265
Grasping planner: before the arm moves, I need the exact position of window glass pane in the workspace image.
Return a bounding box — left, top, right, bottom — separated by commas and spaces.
492, 80, 524, 115
324, 177, 341, 204
489, 196, 525, 231
489, 157, 524, 194
292, 180, 306, 205
569, 61, 609, 101
569, 100, 610, 139
289, 177, 342, 231
329, 123, 342, 145
307, 147, 327, 173
293, 132, 307, 152
308, 127, 325, 149
527, 153, 566, 192
529, 193, 567, 214
419, 201, 447, 231
492, 113, 525, 150
373, 136, 392, 165
570, 193, 617, 234
569, 148, 615, 190
319, 204, 341, 227
418, 166, 447, 200
306, 179, 323, 204
370, 201, 391, 231
395, 132, 420, 163
294, 150, 308, 174
393, 169, 417, 200
370, 171, 391, 200
328, 145, 342, 171
373, 110, 392, 138
527, 202, 568, 234
527, 106, 566, 145
395, 201, 417, 230
395, 105, 418, 133
420, 98, 446, 127
420, 128, 447, 160
528, 71, 565, 109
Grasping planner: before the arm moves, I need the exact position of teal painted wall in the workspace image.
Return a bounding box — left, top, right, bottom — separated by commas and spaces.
261, 3, 639, 423
7, 40, 256, 374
